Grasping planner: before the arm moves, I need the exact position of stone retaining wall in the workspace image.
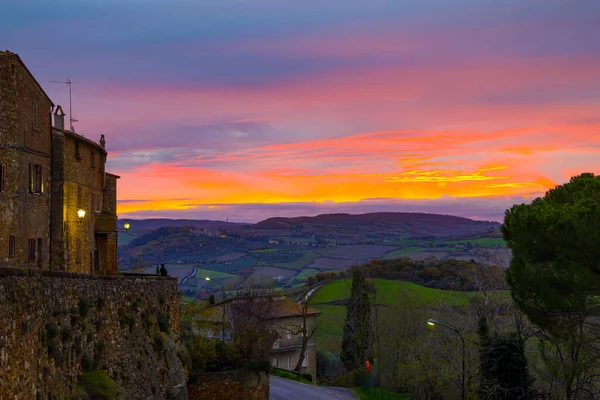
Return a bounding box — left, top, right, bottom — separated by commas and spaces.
188, 370, 269, 400
0, 267, 188, 399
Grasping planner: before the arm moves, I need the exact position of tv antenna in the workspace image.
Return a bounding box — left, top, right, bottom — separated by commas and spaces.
49, 79, 78, 131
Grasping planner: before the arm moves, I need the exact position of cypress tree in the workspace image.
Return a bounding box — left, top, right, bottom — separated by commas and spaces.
341, 270, 372, 371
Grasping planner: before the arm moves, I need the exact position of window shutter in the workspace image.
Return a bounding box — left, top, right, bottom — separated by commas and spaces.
40, 166, 45, 194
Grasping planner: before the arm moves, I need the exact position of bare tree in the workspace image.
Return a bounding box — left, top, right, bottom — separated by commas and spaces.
280, 289, 319, 372
228, 295, 278, 366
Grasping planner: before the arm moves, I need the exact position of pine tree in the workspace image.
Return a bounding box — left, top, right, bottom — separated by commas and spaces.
341, 270, 372, 371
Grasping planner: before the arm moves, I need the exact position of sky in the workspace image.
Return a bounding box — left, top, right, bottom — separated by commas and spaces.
3, 0, 600, 222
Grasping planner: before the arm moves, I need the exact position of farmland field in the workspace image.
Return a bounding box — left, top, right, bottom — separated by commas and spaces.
195, 268, 237, 280
383, 247, 427, 260
315, 245, 398, 258
250, 266, 297, 280
313, 278, 473, 352
312, 278, 471, 305
273, 252, 320, 270
291, 268, 320, 282
310, 257, 356, 270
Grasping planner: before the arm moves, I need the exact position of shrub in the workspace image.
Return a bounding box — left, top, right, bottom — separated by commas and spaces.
301, 373, 313, 382
77, 369, 125, 399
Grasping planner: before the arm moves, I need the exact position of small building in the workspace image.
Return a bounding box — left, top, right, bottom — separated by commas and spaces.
0, 51, 54, 268
205, 296, 320, 379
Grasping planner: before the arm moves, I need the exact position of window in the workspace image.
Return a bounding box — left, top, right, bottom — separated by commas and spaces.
302, 355, 308, 367
91, 151, 95, 168
28, 238, 36, 262
0, 163, 5, 192
37, 238, 44, 263
8, 235, 16, 258
286, 330, 292, 340
273, 339, 279, 349
75, 141, 81, 160
28, 164, 44, 194
76, 238, 82, 264
32, 98, 39, 130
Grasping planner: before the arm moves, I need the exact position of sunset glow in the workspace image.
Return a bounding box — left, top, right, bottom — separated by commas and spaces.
4, 1, 600, 222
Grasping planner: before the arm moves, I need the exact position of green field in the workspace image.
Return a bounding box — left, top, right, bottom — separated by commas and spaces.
440, 237, 505, 247
195, 268, 237, 280
312, 279, 471, 305
273, 252, 320, 270
291, 268, 320, 282
383, 247, 427, 260
313, 279, 473, 351
251, 248, 278, 254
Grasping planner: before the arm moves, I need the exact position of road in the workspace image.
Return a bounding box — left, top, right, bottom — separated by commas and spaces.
270, 376, 357, 400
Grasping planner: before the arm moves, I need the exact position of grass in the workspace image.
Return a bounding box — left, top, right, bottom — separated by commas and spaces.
273, 252, 320, 270
314, 304, 346, 351
195, 268, 237, 280
352, 386, 410, 400
435, 237, 505, 247
383, 247, 427, 260
271, 367, 312, 384
312, 279, 472, 306
292, 268, 320, 282
251, 248, 278, 253
76, 369, 125, 399
313, 279, 473, 352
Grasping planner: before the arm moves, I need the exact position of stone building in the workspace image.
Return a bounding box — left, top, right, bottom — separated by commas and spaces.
0, 51, 54, 268
51, 109, 120, 274
206, 296, 320, 378
0, 51, 119, 274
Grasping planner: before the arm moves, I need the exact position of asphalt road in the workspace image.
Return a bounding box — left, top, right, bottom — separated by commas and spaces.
270, 376, 357, 400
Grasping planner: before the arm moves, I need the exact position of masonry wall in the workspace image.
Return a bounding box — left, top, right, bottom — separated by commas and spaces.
188, 371, 269, 400
0, 267, 188, 399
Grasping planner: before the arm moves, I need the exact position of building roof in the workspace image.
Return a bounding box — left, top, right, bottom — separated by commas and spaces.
61, 129, 108, 155
105, 173, 121, 179
1, 51, 54, 105
213, 296, 320, 319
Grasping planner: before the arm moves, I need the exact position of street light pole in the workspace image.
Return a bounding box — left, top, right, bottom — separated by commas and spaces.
206, 277, 226, 342
428, 318, 465, 400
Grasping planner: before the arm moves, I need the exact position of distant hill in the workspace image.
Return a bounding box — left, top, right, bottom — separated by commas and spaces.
118, 218, 244, 232
254, 212, 499, 237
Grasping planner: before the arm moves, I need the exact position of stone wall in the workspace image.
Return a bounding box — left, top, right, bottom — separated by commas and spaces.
0, 267, 188, 399
188, 370, 269, 400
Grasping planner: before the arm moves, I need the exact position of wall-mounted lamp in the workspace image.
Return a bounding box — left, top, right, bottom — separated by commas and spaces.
77, 209, 86, 220
124, 222, 131, 232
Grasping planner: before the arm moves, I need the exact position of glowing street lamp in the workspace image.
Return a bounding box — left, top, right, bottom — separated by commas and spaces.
77, 209, 86, 220
428, 318, 466, 400
205, 276, 226, 342
123, 222, 131, 232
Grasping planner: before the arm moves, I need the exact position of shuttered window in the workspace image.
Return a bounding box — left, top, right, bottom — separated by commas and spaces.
28, 164, 44, 194
28, 238, 36, 262
76, 238, 82, 264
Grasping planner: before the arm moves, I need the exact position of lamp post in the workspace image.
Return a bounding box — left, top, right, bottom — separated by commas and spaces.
123, 222, 131, 233
205, 277, 226, 342
428, 318, 466, 400
77, 209, 86, 220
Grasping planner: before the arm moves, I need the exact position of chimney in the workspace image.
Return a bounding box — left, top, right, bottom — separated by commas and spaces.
54, 105, 65, 130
